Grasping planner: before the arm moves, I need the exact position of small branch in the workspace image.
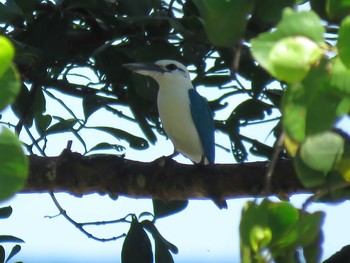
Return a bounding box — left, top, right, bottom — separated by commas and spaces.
48, 192, 126, 242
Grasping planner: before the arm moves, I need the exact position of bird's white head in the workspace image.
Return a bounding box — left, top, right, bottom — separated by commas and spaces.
124, 59, 192, 89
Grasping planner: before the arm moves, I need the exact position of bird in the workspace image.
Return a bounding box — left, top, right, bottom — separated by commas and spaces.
124, 60, 227, 209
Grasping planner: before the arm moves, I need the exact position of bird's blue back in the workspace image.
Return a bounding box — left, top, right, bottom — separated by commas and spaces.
188, 89, 215, 164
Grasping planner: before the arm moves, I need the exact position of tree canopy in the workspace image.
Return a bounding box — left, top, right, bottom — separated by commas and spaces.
0, 0, 350, 262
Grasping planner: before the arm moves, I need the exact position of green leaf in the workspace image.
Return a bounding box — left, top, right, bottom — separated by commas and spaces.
0, 36, 15, 78
93, 126, 149, 150
121, 216, 153, 263
251, 9, 325, 79
0, 127, 28, 201
153, 199, 188, 219
240, 199, 324, 262
249, 225, 272, 252
266, 201, 299, 244
327, 0, 350, 20
0, 206, 12, 219
330, 58, 350, 95
294, 150, 327, 187
338, 16, 350, 68
282, 61, 345, 142
193, 0, 254, 47
300, 131, 344, 173
268, 36, 323, 83
0, 235, 24, 243
281, 83, 307, 142
0, 65, 20, 112
5, 244, 21, 263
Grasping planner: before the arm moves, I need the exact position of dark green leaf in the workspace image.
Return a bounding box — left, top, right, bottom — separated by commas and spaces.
338, 16, 350, 68
142, 220, 178, 254
155, 239, 174, 263
233, 99, 273, 122
193, 0, 254, 47
0, 236, 24, 243
252, 0, 296, 26
93, 126, 149, 150
0, 245, 4, 263
35, 114, 52, 136
121, 216, 153, 263
5, 245, 21, 263
0, 206, 12, 219
193, 75, 232, 87
310, 0, 328, 20
64, 0, 113, 13
82, 95, 106, 120
0, 0, 22, 24
327, 0, 350, 20
88, 142, 125, 153
118, 0, 155, 16
153, 199, 188, 219
46, 118, 79, 135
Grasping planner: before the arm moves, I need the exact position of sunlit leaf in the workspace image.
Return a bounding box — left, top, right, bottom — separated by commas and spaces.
0, 36, 14, 77
300, 131, 344, 173
0, 65, 20, 112
251, 9, 325, 80
0, 127, 28, 201
294, 150, 327, 187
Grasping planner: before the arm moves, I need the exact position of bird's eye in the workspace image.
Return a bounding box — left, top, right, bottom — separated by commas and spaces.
165, 63, 178, 71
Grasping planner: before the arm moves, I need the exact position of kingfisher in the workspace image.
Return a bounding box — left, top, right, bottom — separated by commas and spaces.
124, 60, 227, 208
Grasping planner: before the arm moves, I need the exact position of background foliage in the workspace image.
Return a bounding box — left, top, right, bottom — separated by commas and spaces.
0, 0, 350, 262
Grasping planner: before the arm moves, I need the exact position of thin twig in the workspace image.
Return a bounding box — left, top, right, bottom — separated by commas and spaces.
263, 133, 286, 195
48, 192, 126, 242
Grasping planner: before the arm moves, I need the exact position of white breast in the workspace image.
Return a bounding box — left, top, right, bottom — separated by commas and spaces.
157, 87, 204, 163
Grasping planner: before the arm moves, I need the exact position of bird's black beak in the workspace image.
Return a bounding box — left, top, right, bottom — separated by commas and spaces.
123, 62, 166, 76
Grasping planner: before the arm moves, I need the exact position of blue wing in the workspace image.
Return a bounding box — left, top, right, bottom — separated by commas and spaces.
188, 89, 215, 163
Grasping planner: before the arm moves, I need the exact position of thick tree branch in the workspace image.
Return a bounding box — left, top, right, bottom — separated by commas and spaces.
23, 150, 308, 201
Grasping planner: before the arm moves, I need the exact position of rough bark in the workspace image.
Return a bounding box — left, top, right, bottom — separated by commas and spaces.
23, 150, 308, 201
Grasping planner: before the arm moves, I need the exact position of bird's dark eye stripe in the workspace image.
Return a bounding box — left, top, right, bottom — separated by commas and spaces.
165, 63, 178, 71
